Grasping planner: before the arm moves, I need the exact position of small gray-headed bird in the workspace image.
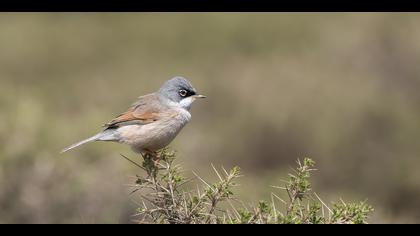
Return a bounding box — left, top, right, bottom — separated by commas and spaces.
61, 76, 206, 156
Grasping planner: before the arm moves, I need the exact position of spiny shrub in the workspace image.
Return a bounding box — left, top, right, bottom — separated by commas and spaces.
122, 148, 373, 224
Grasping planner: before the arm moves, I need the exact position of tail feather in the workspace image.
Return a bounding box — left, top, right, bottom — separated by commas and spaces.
60, 134, 100, 153
61, 129, 119, 154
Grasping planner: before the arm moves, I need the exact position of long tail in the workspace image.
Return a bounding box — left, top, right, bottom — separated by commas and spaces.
60, 129, 117, 153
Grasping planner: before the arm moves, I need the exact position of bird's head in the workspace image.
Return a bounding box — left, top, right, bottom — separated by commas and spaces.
158, 76, 206, 110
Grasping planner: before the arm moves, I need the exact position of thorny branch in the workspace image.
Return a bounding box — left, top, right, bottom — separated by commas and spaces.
123, 149, 373, 224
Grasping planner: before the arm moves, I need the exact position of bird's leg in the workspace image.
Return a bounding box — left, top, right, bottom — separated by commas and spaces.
140, 149, 160, 179
143, 149, 160, 166
151, 151, 161, 166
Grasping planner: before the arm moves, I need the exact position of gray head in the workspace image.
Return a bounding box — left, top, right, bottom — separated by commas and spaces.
158, 76, 206, 109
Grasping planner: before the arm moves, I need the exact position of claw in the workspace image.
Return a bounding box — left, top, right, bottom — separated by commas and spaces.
142, 149, 160, 166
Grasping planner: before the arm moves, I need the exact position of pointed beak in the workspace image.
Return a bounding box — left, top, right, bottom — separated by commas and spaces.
194, 94, 206, 99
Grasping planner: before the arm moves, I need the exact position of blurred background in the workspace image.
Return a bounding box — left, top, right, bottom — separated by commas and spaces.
1, 13, 420, 223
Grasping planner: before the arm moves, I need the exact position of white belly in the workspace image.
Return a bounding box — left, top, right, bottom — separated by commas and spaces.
116, 108, 191, 152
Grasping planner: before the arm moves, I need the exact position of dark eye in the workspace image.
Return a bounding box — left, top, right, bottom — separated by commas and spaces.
179, 89, 188, 97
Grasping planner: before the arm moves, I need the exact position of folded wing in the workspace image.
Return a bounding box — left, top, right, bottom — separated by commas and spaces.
104, 93, 164, 129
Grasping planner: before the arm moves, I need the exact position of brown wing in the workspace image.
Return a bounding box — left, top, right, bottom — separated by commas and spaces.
103, 93, 163, 128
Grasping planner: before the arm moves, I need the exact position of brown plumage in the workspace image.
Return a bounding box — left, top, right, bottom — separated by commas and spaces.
104, 94, 164, 128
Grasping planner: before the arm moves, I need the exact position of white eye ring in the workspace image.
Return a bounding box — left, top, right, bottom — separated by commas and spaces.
179, 89, 188, 97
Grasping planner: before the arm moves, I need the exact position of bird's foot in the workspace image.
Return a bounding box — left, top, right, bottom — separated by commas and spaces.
140, 150, 161, 179
142, 150, 160, 167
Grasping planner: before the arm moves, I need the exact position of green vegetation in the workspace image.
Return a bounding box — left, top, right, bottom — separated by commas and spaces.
128, 149, 373, 224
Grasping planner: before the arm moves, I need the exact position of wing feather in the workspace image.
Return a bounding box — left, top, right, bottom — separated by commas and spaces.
103, 93, 163, 128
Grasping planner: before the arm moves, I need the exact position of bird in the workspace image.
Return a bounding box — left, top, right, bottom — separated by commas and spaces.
61, 76, 206, 158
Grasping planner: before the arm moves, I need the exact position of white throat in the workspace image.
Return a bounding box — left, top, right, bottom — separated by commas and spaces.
178, 97, 196, 111
164, 96, 195, 111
